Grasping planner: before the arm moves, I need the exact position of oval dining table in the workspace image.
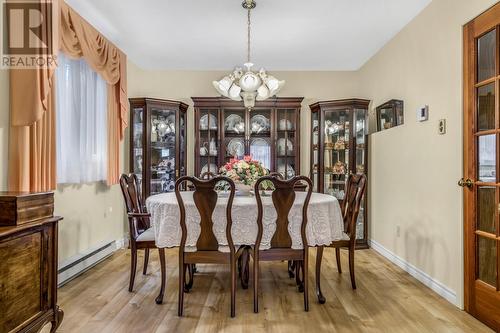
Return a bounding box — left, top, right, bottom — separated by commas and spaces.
146, 191, 346, 304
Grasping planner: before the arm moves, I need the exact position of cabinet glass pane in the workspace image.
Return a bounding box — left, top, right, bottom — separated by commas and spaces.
250, 110, 271, 135
477, 83, 495, 131
312, 112, 319, 192
180, 112, 186, 177
199, 109, 219, 177
132, 107, 144, 193
250, 138, 271, 169
223, 109, 245, 135
324, 109, 349, 199
478, 134, 496, 182
477, 29, 496, 83
249, 109, 272, 169
379, 107, 395, 130
477, 187, 496, 234
477, 236, 497, 287
150, 108, 176, 194
354, 109, 366, 174
278, 109, 296, 131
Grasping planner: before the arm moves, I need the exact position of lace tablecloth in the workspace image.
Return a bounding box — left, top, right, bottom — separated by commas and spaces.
146, 192, 344, 251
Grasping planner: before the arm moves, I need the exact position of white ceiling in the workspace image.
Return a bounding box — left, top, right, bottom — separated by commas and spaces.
66, 0, 431, 71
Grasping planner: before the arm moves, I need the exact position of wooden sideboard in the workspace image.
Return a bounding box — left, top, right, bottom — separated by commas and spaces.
0, 192, 63, 333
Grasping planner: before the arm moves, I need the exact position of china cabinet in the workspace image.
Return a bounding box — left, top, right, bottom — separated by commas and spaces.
309, 99, 370, 248
376, 99, 404, 131
192, 97, 303, 179
129, 98, 188, 199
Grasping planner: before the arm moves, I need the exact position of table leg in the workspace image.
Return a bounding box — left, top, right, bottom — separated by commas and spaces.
316, 246, 326, 304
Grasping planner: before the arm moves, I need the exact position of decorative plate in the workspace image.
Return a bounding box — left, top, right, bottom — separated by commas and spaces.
278, 119, 293, 131
227, 138, 245, 158
250, 114, 270, 133
200, 114, 218, 130
225, 114, 245, 133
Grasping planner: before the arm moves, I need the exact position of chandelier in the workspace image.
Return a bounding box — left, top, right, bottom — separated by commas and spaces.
212, 0, 285, 109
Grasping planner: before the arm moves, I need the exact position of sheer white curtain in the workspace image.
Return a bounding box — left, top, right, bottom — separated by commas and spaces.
56, 52, 108, 184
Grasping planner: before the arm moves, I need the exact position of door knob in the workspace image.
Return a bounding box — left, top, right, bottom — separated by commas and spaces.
458, 178, 473, 188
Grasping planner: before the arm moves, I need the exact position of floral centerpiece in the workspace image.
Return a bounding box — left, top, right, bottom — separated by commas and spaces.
219, 155, 271, 195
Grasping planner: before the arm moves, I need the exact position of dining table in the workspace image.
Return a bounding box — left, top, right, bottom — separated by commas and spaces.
145, 191, 346, 304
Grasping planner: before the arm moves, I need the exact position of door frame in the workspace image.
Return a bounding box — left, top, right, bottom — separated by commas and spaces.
463, 3, 500, 330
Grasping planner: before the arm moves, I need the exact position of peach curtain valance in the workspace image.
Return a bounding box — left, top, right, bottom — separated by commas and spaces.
9, 0, 127, 191
59, 1, 128, 140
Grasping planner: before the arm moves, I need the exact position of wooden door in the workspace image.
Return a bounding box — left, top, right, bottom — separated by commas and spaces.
463, 4, 500, 330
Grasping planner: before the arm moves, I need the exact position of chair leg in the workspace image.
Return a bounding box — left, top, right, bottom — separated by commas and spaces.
184, 264, 194, 292
296, 261, 304, 293
231, 254, 236, 318
128, 246, 138, 292
143, 248, 150, 275
253, 249, 259, 313
288, 260, 295, 278
335, 247, 342, 274
178, 254, 185, 316
348, 245, 356, 290
240, 248, 250, 289
155, 248, 166, 304
303, 249, 309, 312
315, 246, 326, 304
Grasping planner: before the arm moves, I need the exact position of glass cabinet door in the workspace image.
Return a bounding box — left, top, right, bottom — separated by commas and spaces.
277, 109, 297, 179
311, 111, 319, 192
323, 109, 350, 200
354, 108, 367, 240
223, 109, 246, 162
199, 109, 219, 176
131, 106, 144, 194
149, 107, 176, 195
179, 111, 187, 177
249, 109, 272, 169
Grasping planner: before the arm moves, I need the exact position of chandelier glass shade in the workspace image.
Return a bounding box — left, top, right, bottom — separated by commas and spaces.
212, 0, 284, 109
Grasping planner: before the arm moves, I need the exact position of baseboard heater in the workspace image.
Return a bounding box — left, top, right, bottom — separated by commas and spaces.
58, 240, 123, 287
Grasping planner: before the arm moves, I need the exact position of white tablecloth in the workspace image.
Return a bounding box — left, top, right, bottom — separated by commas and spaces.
146, 192, 345, 251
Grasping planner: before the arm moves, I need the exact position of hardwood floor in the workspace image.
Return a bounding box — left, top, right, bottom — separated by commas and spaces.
47, 248, 492, 333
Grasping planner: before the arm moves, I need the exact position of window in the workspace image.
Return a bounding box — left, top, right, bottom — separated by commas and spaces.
55, 52, 108, 184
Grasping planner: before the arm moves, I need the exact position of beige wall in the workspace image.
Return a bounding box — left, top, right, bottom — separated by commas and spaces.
359, 0, 498, 308
126, 63, 361, 177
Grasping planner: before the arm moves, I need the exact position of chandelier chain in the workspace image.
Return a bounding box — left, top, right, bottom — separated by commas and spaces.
247, 7, 251, 63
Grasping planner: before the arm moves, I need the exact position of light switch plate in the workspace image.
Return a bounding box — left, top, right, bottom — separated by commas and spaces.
438, 119, 446, 134
417, 105, 429, 122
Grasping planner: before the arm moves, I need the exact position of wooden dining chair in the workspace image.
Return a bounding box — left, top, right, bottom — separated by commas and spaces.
316, 173, 367, 301
119, 174, 166, 304
175, 176, 248, 317
252, 175, 313, 313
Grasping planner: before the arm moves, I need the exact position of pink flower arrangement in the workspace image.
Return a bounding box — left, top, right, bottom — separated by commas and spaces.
219, 155, 270, 187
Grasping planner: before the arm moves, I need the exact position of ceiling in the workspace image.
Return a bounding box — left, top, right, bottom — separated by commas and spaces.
66, 0, 432, 71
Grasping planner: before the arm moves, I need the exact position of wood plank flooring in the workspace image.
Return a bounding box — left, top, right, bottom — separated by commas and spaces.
46, 248, 492, 333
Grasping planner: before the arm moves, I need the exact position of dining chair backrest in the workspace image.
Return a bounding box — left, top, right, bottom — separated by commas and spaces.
120, 174, 150, 240
175, 176, 236, 252
342, 173, 367, 239
254, 176, 313, 249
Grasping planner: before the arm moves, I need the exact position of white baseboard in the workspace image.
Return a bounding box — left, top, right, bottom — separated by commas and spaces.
58, 238, 127, 287
368, 239, 458, 307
